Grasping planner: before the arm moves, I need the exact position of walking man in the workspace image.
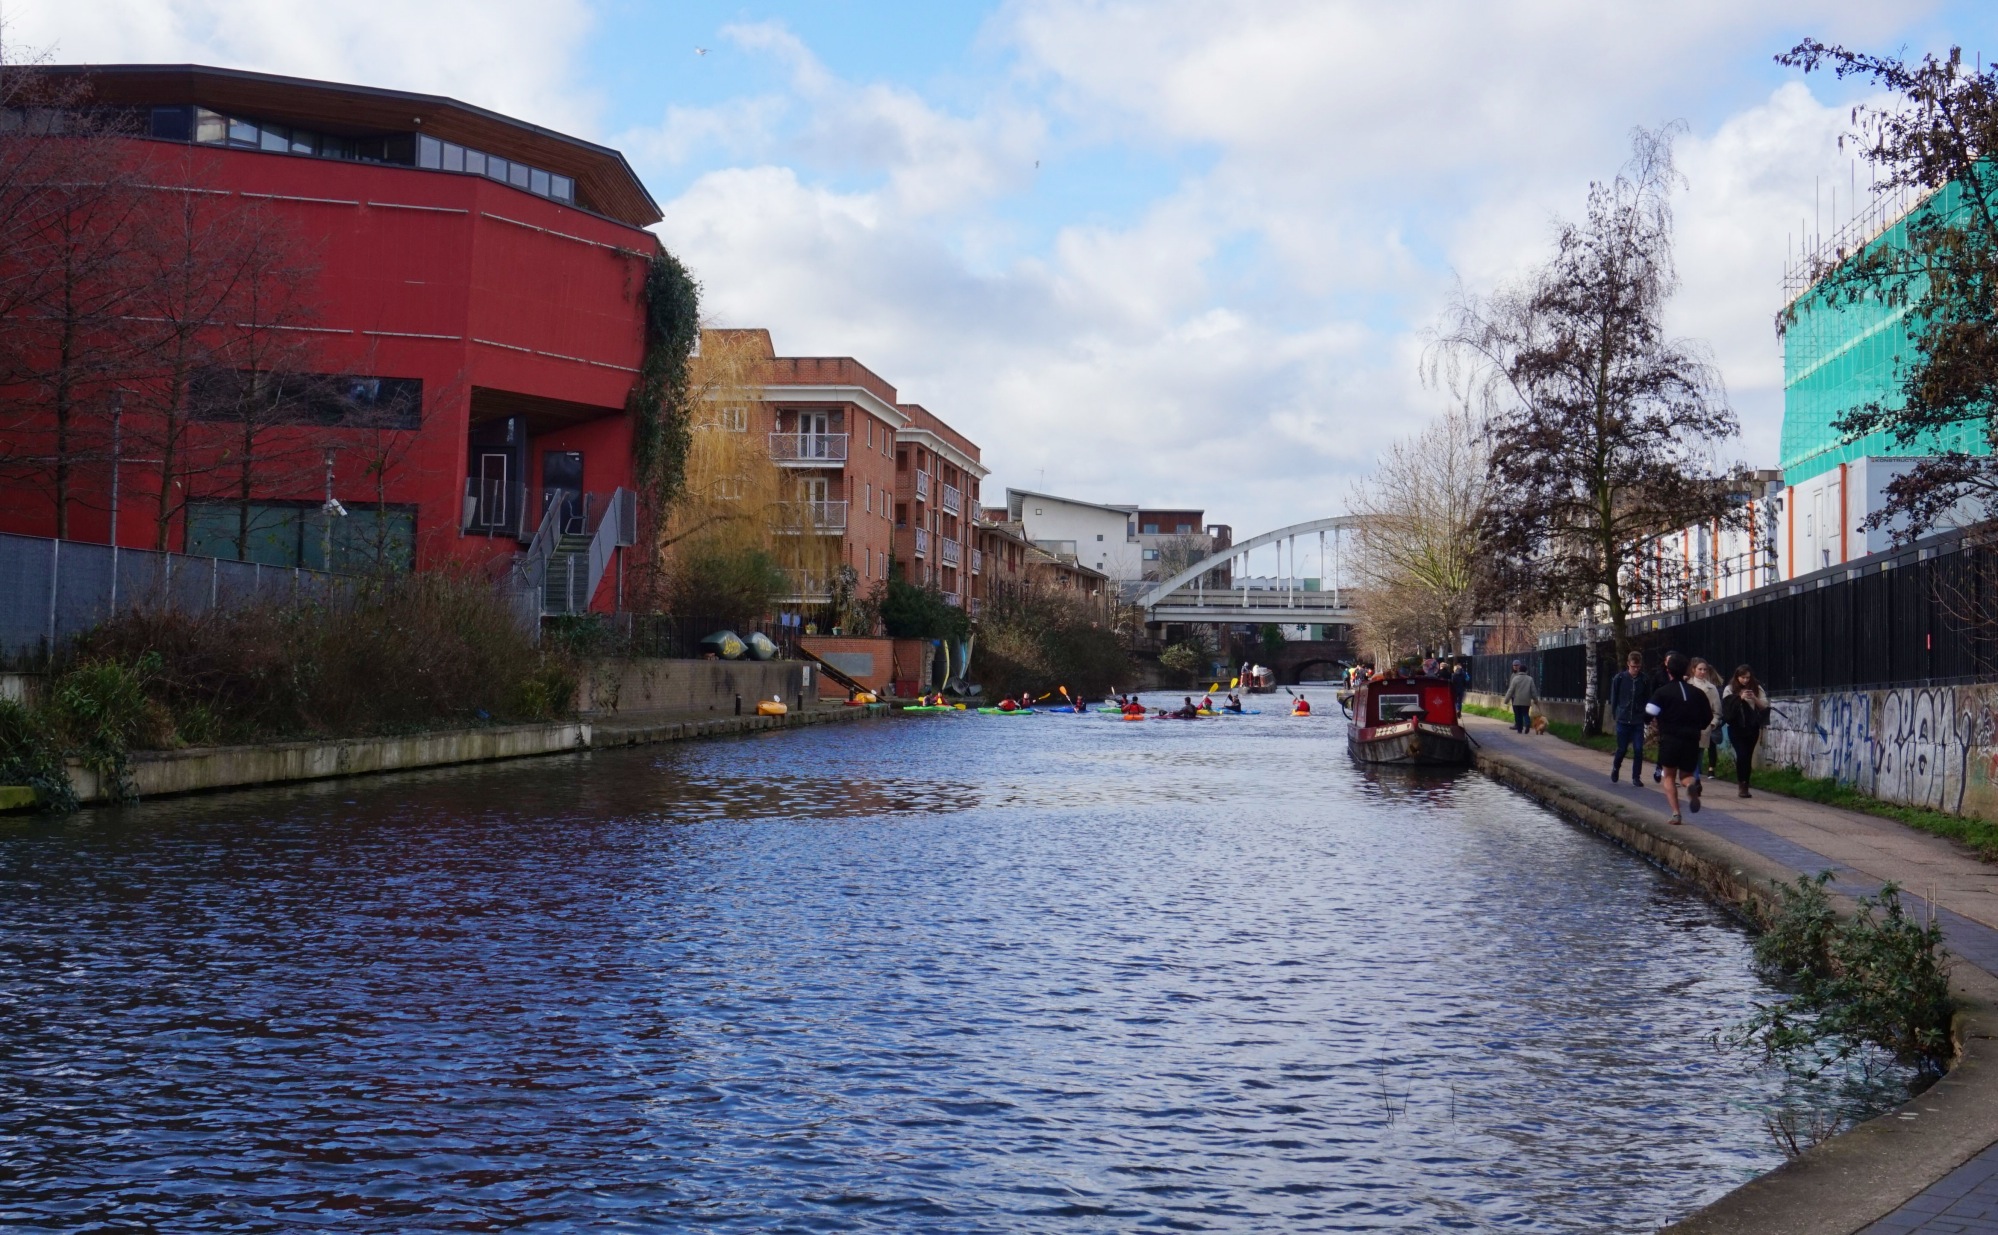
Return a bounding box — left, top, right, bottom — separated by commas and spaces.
1645, 652, 1713, 824
1607, 651, 1648, 785
1450, 660, 1471, 712
1503, 660, 1537, 733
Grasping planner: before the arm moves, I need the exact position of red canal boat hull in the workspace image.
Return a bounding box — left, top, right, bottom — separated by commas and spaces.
1344, 675, 1473, 766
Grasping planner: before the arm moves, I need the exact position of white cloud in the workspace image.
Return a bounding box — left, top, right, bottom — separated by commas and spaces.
655, 1, 1941, 540
4, 0, 603, 135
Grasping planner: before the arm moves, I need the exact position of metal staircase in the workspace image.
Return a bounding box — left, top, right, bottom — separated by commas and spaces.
544, 532, 595, 614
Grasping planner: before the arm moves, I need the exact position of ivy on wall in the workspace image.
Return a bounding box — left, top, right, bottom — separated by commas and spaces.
628, 250, 701, 512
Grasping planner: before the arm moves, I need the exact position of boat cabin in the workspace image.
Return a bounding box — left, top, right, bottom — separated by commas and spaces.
1362, 675, 1459, 728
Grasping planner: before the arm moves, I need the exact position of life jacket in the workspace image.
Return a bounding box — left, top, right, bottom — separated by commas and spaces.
1293, 699, 1311, 714
998, 699, 1017, 712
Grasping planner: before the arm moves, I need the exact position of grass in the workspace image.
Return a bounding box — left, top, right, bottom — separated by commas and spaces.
1463, 701, 1998, 861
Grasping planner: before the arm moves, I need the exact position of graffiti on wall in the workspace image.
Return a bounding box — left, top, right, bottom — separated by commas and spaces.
1759, 684, 1998, 820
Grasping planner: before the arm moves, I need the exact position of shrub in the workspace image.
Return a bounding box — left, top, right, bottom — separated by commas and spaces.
0, 698, 75, 812
1159, 642, 1204, 681
1732, 874, 1955, 1079
970, 582, 1130, 697
72, 572, 576, 746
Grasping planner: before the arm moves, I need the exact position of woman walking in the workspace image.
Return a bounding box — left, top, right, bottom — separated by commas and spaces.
1721, 665, 1772, 798
1689, 659, 1725, 785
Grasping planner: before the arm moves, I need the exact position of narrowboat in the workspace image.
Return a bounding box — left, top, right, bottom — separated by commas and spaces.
1342, 673, 1472, 766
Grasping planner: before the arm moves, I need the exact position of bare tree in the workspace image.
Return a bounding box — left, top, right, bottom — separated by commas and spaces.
0, 90, 152, 537
185, 207, 329, 562
1348, 401, 1492, 665
1438, 125, 1739, 730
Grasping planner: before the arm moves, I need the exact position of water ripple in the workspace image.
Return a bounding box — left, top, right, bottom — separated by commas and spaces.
0, 706, 1875, 1232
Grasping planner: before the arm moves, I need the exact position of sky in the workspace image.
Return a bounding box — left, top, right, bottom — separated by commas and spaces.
10, 0, 1997, 547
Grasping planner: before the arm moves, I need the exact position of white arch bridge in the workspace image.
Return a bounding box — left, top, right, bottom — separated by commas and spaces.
1137, 515, 1361, 625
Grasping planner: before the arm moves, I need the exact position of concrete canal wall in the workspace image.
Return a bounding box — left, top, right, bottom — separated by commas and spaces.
576, 658, 811, 716
52, 702, 884, 806
1473, 736, 1998, 1235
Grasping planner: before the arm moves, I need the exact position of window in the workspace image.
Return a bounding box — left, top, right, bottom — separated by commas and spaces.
1144, 549, 1160, 560
530, 168, 550, 196
228, 116, 258, 146
194, 108, 226, 144
192, 369, 423, 429
896, 503, 908, 528
186, 500, 415, 572
897, 449, 908, 471
550, 175, 575, 203
1142, 523, 1159, 534
1095, 533, 1104, 541
464, 149, 486, 176
443, 142, 465, 172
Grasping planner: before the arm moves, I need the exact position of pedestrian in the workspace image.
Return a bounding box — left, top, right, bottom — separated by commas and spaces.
1721, 665, 1772, 798
1422, 654, 1440, 678
1650, 649, 1676, 784
1607, 650, 1648, 785
1502, 660, 1537, 733
1688, 659, 1725, 786
1450, 660, 1471, 712
1645, 652, 1713, 824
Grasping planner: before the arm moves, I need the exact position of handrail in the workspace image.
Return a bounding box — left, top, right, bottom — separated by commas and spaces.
514, 496, 563, 593
577, 487, 634, 615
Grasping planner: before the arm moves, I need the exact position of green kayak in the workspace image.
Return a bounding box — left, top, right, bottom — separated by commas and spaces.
976, 707, 1036, 715
902, 705, 962, 713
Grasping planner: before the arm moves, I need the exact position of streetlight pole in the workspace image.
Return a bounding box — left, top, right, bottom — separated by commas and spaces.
108, 390, 123, 613
321, 449, 336, 570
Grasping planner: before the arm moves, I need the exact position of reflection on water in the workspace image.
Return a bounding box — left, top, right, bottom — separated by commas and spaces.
0, 704, 1865, 1232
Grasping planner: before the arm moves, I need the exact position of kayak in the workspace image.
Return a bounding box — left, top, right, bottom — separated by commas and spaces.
902, 705, 962, 713
1219, 709, 1261, 715
1120, 713, 1146, 722
1047, 706, 1090, 713
977, 707, 1037, 715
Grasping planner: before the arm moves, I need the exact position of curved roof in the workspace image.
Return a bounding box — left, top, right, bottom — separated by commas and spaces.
41, 63, 661, 229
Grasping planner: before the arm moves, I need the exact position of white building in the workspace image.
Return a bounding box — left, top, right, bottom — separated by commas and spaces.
1005, 488, 1144, 581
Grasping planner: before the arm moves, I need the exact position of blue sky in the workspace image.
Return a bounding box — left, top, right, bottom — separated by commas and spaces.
16, 0, 1998, 545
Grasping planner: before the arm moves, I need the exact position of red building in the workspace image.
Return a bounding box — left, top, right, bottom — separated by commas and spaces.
1, 65, 662, 611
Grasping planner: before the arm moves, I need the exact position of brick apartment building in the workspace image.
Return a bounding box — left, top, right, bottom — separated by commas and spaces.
720, 331, 988, 618
894, 404, 986, 609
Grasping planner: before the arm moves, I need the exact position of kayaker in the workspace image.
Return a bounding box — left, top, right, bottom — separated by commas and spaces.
1200, 694, 1215, 712
1175, 697, 1200, 719
1122, 697, 1147, 716
1292, 696, 1311, 716
1223, 694, 1245, 714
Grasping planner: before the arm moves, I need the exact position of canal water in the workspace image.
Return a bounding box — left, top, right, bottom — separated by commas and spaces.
1, 703, 1871, 1231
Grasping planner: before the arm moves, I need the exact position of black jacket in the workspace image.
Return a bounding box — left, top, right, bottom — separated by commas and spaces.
1607, 670, 1649, 726
1646, 680, 1713, 740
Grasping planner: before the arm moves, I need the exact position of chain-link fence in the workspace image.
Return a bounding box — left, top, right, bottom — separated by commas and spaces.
0, 532, 348, 667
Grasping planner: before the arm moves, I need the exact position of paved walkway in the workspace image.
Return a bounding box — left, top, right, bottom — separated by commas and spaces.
1463, 716, 1998, 1234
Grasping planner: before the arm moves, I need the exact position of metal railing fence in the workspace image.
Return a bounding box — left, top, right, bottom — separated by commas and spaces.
0, 531, 349, 667
1470, 532, 1998, 701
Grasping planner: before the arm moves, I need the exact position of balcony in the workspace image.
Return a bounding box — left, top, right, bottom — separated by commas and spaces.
775, 500, 848, 532
914, 527, 930, 557
941, 483, 960, 515
971, 548, 982, 575
940, 537, 961, 567
914, 470, 930, 501
781, 569, 833, 601
944, 592, 962, 608
769, 432, 847, 466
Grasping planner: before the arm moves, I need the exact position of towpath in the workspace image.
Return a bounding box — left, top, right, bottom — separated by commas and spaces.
1464, 715, 1998, 1234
